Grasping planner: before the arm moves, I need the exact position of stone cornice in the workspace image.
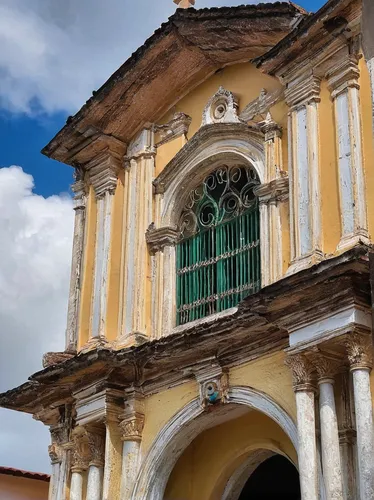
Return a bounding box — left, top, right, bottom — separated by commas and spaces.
145, 225, 180, 253
326, 55, 361, 98
285, 73, 321, 108
86, 149, 123, 199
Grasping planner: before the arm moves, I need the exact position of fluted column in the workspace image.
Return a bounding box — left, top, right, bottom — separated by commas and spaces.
87, 150, 124, 342
286, 354, 319, 500
86, 427, 105, 500
69, 428, 90, 500
119, 389, 145, 500
345, 333, 374, 500
313, 355, 343, 500
65, 167, 87, 352
285, 73, 323, 274
327, 54, 369, 250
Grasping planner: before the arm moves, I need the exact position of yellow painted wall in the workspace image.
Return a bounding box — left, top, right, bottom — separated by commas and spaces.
165, 410, 297, 500
0, 474, 49, 500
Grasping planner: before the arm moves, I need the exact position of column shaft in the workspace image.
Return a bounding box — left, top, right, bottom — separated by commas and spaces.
48, 463, 60, 500
318, 380, 344, 499
69, 471, 83, 500
351, 368, 374, 499
296, 389, 319, 500
120, 440, 141, 500
87, 465, 103, 500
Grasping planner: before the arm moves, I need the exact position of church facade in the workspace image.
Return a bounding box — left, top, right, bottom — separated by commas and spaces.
2, 0, 374, 498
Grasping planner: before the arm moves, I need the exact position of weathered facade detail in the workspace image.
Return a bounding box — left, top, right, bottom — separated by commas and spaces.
2, 1, 374, 499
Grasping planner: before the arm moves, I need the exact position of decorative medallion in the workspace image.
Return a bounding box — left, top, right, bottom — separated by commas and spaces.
202, 87, 241, 126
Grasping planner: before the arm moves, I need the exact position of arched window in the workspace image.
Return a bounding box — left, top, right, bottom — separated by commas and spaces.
176, 164, 261, 325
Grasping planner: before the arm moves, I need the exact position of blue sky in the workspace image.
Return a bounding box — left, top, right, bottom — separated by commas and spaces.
0, 0, 326, 473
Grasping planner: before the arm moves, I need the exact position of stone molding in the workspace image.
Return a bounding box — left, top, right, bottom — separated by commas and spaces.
285, 73, 321, 108
154, 112, 192, 147
145, 224, 180, 253
326, 55, 360, 98
285, 354, 316, 391
201, 87, 241, 126
86, 149, 122, 199
119, 389, 145, 442
254, 176, 289, 203
345, 333, 373, 371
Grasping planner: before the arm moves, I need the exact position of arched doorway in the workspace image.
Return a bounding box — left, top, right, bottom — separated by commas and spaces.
238, 455, 301, 500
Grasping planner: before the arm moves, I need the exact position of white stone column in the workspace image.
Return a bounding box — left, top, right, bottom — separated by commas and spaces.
286, 354, 319, 500
86, 427, 105, 500
65, 168, 87, 352
313, 356, 343, 500
119, 389, 145, 500
327, 55, 369, 250
70, 471, 84, 500
346, 334, 374, 500
87, 149, 124, 342
285, 74, 323, 274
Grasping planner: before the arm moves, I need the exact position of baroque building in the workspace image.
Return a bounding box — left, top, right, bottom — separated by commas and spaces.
2, 0, 374, 498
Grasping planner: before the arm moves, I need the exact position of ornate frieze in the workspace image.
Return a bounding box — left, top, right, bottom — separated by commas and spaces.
154, 112, 192, 147
285, 354, 316, 391
201, 87, 240, 126
145, 224, 180, 254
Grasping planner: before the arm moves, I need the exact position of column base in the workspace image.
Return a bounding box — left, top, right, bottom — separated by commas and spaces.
286, 250, 324, 276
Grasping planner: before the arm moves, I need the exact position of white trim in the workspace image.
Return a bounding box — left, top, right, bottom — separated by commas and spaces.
131, 387, 298, 500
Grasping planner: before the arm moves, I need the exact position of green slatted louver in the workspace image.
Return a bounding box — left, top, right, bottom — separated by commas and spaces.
176, 164, 261, 326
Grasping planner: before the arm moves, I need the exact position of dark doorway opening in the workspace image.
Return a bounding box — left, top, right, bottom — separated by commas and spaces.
238, 455, 301, 500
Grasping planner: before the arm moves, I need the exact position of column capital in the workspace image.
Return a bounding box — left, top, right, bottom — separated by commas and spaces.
259, 112, 282, 141
145, 224, 180, 254
68, 426, 91, 473
326, 55, 360, 98
119, 389, 145, 442
72, 166, 88, 210
285, 354, 316, 391
285, 73, 321, 108
125, 128, 156, 165
49, 423, 69, 465
309, 351, 342, 384
85, 426, 105, 468
345, 333, 373, 372
86, 149, 123, 199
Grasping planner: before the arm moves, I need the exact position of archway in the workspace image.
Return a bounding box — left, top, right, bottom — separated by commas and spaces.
132, 387, 299, 500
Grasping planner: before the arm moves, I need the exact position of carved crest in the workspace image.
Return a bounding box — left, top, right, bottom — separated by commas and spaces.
202, 87, 241, 126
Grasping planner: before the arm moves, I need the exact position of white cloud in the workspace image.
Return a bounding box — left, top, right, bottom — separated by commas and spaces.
0, 166, 74, 472
0, 0, 263, 114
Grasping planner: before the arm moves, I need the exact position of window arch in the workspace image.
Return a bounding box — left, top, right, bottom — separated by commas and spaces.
176, 164, 261, 325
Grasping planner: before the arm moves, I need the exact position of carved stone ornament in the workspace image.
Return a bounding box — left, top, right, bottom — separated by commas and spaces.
146, 224, 180, 253
190, 361, 230, 410
258, 112, 282, 141
285, 354, 316, 391
174, 0, 195, 7
68, 426, 91, 473
154, 112, 192, 147
119, 414, 145, 442
49, 422, 70, 464
86, 429, 105, 467
239, 88, 283, 123
309, 351, 342, 382
345, 333, 373, 371
202, 87, 241, 126
48, 442, 63, 465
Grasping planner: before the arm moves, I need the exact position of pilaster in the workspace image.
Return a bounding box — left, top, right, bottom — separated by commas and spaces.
327, 54, 369, 251
120, 129, 156, 344
285, 72, 323, 275
65, 166, 88, 353
86, 148, 124, 344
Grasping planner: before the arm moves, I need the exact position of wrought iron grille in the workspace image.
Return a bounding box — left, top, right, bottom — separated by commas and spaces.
176, 165, 261, 326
